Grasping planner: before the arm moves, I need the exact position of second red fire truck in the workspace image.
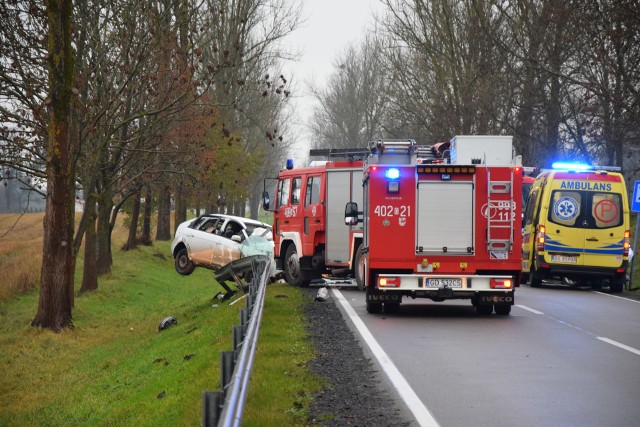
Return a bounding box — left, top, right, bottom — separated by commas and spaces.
346, 137, 523, 315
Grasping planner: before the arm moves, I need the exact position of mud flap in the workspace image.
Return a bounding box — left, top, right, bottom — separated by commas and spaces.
366, 291, 402, 303
478, 292, 515, 306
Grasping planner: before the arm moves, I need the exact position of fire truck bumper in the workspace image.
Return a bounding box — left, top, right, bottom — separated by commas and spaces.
372, 273, 516, 304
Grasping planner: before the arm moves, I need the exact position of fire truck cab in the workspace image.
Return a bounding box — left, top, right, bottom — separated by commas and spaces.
263, 151, 366, 286
346, 137, 523, 315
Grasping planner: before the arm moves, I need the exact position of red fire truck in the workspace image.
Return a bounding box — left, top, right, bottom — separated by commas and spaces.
262, 149, 368, 286
345, 137, 523, 315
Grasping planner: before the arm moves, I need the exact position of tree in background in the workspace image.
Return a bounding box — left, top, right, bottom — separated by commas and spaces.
31, 0, 76, 330
309, 34, 389, 150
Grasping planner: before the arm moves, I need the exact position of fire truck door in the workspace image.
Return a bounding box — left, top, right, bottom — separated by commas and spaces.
302, 175, 323, 256
326, 169, 362, 265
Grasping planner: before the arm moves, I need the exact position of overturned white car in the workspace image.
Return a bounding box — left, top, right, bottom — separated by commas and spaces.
170, 214, 273, 275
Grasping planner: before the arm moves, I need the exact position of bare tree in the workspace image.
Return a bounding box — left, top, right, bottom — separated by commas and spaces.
309, 34, 389, 149
32, 0, 76, 330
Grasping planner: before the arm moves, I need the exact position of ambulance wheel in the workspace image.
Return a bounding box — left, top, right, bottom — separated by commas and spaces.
477, 305, 493, 315
284, 245, 303, 286
529, 270, 542, 288
366, 301, 382, 314
609, 277, 624, 293
355, 245, 365, 291
494, 305, 511, 315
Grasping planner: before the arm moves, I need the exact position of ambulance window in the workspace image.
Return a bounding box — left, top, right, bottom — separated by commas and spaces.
277, 178, 290, 208
590, 193, 622, 228
524, 189, 538, 226
305, 176, 320, 207
549, 190, 581, 227
291, 177, 301, 205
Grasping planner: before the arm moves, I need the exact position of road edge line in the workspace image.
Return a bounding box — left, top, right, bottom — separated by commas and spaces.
332, 288, 440, 427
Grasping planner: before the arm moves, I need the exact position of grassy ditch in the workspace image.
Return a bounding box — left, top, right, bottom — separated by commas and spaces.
0, 213, 320, 426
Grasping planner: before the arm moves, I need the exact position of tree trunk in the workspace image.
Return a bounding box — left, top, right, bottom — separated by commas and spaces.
156, 185, 171, 240
32, 0, 76, 331
80, 194, 98, 293
96, 193, 114, 275
174, 190, 187, 234
140, 185, 153, 245
123, 188, 141, 250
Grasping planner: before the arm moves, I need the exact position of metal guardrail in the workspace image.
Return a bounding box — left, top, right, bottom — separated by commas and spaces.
202, 254, 273, 427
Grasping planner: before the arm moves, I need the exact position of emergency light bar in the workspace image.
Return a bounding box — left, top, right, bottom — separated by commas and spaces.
418, 166, 476, 174
551, 162, 592, 171
550, 162, 621, 172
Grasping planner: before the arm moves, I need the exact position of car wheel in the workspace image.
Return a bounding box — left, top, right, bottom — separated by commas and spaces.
284, 244, 303, 286
355, 245, 365, 291
175, 247, 195, 275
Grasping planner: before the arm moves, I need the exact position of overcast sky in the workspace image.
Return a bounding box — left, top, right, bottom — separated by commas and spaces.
281, 0, 384, 161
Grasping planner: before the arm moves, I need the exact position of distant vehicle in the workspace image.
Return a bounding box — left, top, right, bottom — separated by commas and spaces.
170, 214, 273, 275
521, 162, 630, 292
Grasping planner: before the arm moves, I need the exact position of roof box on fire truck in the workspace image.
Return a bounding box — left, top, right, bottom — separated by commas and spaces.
450, 135, 514, 166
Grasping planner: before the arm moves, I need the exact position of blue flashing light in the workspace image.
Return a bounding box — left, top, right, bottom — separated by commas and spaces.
551, 162, 592, 171
385, 168, 401, 180
286, 158, 294, 170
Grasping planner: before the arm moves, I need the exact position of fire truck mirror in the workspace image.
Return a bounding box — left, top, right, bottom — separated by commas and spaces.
345, 202, 359, 225
262, 191, 271, 211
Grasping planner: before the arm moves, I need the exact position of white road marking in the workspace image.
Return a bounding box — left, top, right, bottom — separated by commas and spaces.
593, 291, 640, 304
518, 302, 640, 357
597, 337, 640, 356
516, 304, 544, 315
332, 288, 440, 427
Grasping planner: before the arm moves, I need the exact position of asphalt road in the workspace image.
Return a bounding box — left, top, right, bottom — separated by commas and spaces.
335, 284, 640, 427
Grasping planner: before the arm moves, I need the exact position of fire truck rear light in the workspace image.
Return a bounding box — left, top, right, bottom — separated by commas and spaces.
616, 268, 625, 273
379, 277, 400, 287
385, 168, 400, 180
490, 278, 513, 289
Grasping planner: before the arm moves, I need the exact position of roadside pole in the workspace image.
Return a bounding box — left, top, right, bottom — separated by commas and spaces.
629, 180, 640, 290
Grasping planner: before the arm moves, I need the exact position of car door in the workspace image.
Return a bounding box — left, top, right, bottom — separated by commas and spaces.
582, 191, 625, 268
188, 217, 221, 265
210, 218, 242, 267
545, 189, 585, 267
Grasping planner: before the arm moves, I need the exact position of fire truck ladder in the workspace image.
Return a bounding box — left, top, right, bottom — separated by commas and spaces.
486, 168, 515, 252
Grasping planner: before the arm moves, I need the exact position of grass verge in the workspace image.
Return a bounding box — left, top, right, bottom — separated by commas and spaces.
0, 213, 321, 426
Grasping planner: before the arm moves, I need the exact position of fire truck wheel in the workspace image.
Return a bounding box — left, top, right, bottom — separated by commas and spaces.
476, 305, 493, 315
284, 244, 303, 286
355, 245, 365, 291
494, 305, 511, 315
366, 301, 383, 314
384, 303, 400, 314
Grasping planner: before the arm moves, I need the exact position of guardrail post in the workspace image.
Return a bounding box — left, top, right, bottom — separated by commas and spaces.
202, 391, 222, 427
240, 308, 248, 334
232, 325, 243, 358
221, 351, 235, 397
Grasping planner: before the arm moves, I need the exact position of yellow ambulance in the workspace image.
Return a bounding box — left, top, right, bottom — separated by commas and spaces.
521, 163, 630, 292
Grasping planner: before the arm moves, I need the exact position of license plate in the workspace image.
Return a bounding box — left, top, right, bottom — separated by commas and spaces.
551, 255, 577, 263
425, 278, 462, 288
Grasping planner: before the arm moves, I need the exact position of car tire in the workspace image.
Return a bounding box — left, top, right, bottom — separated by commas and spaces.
355, 245, 365, 291
175, 247, 195, 275
284, 244, 303, 286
